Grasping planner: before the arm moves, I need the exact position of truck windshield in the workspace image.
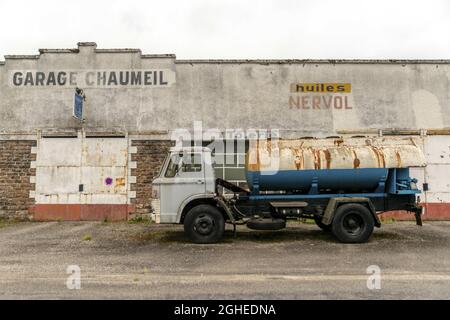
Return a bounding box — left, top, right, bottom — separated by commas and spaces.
157, 154, 170, 178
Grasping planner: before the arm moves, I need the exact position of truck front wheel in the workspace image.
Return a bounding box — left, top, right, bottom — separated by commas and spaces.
184, 205, 225, 244
331, 203, 374, 243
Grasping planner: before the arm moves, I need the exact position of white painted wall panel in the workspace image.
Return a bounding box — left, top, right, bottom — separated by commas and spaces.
35, 167, 80, 194
35, 137, 129, 204
424, 135, 450, 164
424, 192, 450, 203
81, 167, 127, 194
37, 138, 81, 166
424, 164, 450, 192
83, 138, 128, 167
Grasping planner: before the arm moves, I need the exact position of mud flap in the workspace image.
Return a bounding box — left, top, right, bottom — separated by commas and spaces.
406, 203, 423, 226
415, 210, 423, 226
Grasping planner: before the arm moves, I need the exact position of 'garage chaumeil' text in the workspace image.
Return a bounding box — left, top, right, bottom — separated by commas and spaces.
10, 70, 174, 88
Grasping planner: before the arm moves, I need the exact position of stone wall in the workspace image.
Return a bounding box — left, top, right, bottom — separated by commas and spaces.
131, 140, 172, 216
0, 140, 36, 220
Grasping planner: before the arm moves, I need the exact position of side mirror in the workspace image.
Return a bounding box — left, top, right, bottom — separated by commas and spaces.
175, 158, 183, 176
174, 164, 180, 176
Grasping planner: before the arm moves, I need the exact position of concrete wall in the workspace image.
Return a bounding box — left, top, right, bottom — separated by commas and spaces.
1, 42, 449, 136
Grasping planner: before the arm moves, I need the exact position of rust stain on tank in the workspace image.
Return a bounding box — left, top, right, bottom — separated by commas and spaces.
323, 149, 331, 169
293, 148, 304, 170
395, 150, 402, 168
352, 149, 360, 168
380, 150, 386, 167
294, 156, 301, 170
266, 140, 273, 154
313, 149, 321, 170
255, 140, 261, 171
370, 147, 386, 168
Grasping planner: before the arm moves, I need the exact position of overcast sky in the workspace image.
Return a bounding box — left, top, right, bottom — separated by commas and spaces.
1, 0, 449, 59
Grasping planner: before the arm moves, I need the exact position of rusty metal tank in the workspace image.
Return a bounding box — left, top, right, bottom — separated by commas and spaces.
245, 137, 426, 193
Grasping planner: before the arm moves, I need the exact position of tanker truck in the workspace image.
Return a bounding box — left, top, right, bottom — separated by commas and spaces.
151, 137, 426, 243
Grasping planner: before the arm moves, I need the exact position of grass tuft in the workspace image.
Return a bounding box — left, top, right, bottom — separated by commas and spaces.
128, 215, 153, 225
82, 234, 92, 241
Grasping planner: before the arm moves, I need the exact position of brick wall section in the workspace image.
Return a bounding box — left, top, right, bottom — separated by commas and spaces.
131, 140, 173, 215
0, 140, 36, 220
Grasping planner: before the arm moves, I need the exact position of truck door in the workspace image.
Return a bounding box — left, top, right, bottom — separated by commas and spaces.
159, 152, 206, 223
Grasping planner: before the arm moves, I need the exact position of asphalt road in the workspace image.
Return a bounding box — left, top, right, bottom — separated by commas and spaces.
0, 220, 449, 299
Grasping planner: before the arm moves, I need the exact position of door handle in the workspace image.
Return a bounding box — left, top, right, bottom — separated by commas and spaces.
196, 180, 205, 184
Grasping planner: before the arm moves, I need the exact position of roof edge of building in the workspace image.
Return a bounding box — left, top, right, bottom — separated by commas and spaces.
4, 55, 40, 60
175, 59, 450, 64
96, 48, 141, 54
1, 42, 177, 64
142, 54, 176, 59
39, 49, 79, 54
1, 43, 449, 64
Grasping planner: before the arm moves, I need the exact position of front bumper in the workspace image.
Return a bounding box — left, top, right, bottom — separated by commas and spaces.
151, 198, 161, 223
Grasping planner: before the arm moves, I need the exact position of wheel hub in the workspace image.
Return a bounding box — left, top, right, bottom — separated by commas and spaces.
194, 215, 214, 235
343, 213, 363, 235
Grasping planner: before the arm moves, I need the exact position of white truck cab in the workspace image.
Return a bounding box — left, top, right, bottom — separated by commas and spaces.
151, 147, 216, 224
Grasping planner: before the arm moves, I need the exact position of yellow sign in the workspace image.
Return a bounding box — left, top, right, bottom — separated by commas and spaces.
291, 83, 351, 93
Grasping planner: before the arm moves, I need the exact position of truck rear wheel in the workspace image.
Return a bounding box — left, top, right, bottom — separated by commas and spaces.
184, 205, 225, 244
331, 203, 374, 243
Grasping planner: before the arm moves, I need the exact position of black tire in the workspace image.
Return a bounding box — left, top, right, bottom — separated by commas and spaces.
184, 205, 225, 244
331, 203, 374, 243
314, 216, 332, 232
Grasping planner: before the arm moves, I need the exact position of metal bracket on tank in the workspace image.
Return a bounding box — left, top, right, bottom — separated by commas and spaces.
308, 177, 319, 195
251, 174, 260, 195
374, 177, 386, 193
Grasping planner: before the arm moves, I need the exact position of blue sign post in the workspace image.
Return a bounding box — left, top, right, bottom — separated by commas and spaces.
73, 88, 85, 121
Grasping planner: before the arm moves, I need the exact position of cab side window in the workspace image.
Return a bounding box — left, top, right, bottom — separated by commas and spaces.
181, 154, 202, 173
164, 153, 202, 177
